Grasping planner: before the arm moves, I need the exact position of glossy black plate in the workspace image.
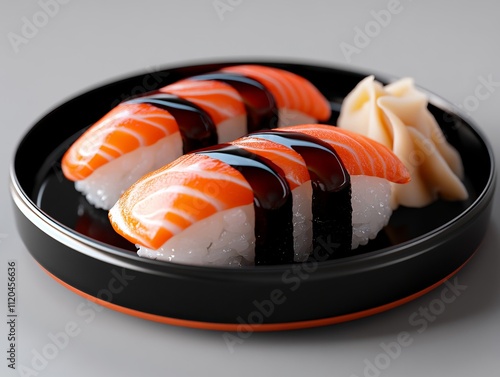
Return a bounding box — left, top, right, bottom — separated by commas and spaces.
10, 60, 496, 331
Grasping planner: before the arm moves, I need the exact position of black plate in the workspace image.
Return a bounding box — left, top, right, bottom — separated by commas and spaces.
10, 60, 496, 331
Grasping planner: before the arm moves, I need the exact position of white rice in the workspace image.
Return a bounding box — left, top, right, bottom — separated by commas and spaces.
137, 204, 256, 267
75, 133, 183, 210
351, 175, 392, 249
292, 182, 313, 262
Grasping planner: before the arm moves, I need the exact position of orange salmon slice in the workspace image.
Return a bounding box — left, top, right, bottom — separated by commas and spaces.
221, 65, 331, 122
160, 79, 246, 126
281, 124, 411, 184
62, 102, 179, 181
108, 153, 254, 249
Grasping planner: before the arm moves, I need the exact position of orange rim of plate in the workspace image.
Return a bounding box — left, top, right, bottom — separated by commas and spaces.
38, 251, 475, 332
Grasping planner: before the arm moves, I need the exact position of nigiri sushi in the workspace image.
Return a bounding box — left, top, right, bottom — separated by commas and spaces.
61, 65, 332, 210
199, 64, 332, 128
108, 124, 410, 267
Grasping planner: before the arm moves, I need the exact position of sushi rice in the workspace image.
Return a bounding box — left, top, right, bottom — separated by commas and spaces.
135, 175, 392, 267
75, 133, 182, 210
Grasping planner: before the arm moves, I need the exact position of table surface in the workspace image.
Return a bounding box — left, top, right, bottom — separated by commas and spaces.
2, 1, 499, 376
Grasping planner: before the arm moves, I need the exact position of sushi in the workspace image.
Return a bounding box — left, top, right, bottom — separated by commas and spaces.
108, 124, 411, 267
61, 65, 331, 210
217, 65, 331, 127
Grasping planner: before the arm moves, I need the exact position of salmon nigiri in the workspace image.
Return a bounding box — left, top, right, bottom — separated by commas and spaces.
220, 65, 331, 126
61, 65, 332, 210
280, 123, 410, 184
108, 124, 410, 267
62, 102, 183, 210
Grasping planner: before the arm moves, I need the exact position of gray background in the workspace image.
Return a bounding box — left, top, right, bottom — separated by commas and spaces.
1, 1, 499, 376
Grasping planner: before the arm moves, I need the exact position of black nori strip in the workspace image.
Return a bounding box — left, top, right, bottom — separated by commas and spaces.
248, 130, 352, 260
196, 144, 294, 265
125, 92, 218, 154
189, 72, 279, 133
